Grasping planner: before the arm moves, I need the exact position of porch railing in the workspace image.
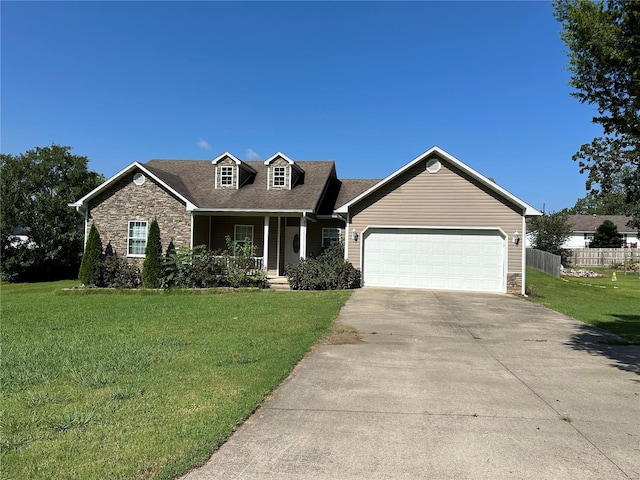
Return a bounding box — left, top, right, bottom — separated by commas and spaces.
211, 256, 264, 275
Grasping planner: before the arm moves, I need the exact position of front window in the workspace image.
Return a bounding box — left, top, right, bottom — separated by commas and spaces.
128, 221, 148, 256
234, 225, 254, 250
322, 227, 340, 249
273, 166, 286, 187
221, 166, 234, 186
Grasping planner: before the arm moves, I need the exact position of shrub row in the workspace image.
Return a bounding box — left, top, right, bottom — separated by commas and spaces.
78, 223, 266, 289
286, 242, 361, 290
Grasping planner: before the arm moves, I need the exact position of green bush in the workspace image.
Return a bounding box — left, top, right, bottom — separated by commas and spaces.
142, 219, 162, 288
78, 223, 103, 287
100, 255, 140, 288
163, 245, 227, 288
286, 242, 361, 290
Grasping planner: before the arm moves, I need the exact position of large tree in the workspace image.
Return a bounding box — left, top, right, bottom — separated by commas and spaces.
565, 166, 632, 215
0, 145, 104, 281
554, 0, 640, 230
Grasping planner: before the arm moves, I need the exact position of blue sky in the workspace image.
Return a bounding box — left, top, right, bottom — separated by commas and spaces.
2, 1, 601, 212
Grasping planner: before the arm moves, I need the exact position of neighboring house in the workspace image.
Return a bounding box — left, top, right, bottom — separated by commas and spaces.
6, 226, 36, 249
70, 146, 541, 294
564, 215, 639, 249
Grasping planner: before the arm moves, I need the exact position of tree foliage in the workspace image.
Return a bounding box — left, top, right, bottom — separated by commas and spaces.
142, 218, 163, 288
590, 219, 623, 247
554, 0, 640, 230
78, 223, 103, 286
0, 145, 104, 282
530, 212, 572, 261
565, 166, 632, 215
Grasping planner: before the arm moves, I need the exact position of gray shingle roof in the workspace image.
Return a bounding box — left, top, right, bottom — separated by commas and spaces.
335, 179, 380, 209
143, 159, 338, 212
568, 215, 635, 233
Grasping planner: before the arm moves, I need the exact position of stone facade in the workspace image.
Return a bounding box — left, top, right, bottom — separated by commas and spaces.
268, 158, 290, 189
215, 158, 236, 189
507, 272, 522, 294
88, 170, 191, 258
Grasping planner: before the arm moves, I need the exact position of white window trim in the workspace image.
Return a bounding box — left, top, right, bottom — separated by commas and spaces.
220, 166, 234, 187
273, 166, 286, 187
234, 224, 254, 246
322, 227, 341, 249
128, 220, 148, 257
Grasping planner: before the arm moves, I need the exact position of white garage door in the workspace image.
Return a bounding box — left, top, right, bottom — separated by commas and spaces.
362, 229, 506, 293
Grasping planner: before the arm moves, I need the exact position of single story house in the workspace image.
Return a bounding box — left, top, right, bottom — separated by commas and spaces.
70, 146, 541, 294
563, 215, 639, 249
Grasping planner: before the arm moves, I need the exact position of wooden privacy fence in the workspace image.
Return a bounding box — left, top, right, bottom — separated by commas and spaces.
570, 248, 640, 267
526, 248, 561, 278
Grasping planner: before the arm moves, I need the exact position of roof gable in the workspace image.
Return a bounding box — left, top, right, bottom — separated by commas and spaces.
336, 146, 540, 216
69, 162, 197, 211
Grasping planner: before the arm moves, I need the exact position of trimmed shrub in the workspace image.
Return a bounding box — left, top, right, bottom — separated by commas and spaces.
142, 219, 162, 288
78, 223, 103, 287
287, 242, 361, 290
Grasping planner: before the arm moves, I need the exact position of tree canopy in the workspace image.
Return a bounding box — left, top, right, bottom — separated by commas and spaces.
565, 166, 632, 215
554, 0, 640, 230
0, 145, 104, 281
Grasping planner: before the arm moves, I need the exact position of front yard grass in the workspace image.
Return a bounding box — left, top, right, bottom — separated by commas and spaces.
525, 267, 640, 343
0, 281, 351, 479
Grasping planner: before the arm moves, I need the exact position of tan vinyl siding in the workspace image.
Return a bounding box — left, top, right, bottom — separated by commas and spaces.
347, 155, 523, 281
268, 217, 279, 270
192, 215, 209, 248
307, 219, 345, 257
208, 216, 265, 253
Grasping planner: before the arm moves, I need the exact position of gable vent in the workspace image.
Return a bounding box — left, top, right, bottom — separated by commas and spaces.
426, 159, 441, 173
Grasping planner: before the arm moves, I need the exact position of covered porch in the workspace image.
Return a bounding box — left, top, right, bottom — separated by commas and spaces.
190, 213, 345, 276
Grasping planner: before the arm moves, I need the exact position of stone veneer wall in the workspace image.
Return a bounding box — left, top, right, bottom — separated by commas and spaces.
88, 172, 191, 258
215, 158, 236, 189
269, 158, 290, 189
507, 272, 522, 294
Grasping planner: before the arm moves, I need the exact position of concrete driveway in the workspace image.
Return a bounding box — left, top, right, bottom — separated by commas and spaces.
183, 289, 640, 479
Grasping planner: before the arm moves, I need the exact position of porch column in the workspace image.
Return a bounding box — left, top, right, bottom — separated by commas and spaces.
300, 214, 307, 260
263, 216, 270, 272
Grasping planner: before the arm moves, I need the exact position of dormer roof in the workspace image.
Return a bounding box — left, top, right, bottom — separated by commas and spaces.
211, 151, 257, 173
264, 152, 305, 174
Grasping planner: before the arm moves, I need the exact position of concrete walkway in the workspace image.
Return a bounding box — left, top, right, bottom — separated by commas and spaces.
182, 289, 640, 479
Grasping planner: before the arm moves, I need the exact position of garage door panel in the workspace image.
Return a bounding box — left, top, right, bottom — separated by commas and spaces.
362, 229, 505, 293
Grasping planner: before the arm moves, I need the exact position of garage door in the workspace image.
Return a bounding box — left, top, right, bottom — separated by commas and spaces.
362, 228, 506, 293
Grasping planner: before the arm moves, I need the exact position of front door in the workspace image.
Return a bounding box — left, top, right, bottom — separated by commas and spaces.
284, 226, 301, 269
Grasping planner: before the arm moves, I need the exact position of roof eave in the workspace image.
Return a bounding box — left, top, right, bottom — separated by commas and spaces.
70, 161, 197, 211
338, 146, 541, 217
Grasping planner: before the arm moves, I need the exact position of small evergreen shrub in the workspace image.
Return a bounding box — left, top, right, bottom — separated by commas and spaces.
287, 242, 361, 290
142, 219, 162, 288
78, 223, 103, 287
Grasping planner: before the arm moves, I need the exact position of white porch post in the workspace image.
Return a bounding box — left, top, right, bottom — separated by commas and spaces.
300, 214, 307, 260
190, 214, 194, 249
263, 216, 270, 272
276, 216, 282, 276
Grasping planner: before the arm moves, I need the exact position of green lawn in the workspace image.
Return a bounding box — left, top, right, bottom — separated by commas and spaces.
0, 281, 351, 480
525, 267, 640, 343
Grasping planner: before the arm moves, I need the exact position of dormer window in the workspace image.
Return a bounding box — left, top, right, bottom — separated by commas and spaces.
273, 166, 286, 187
220, 166, 234, 186
212, 152, 257, 189
264, 152, 304, 190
